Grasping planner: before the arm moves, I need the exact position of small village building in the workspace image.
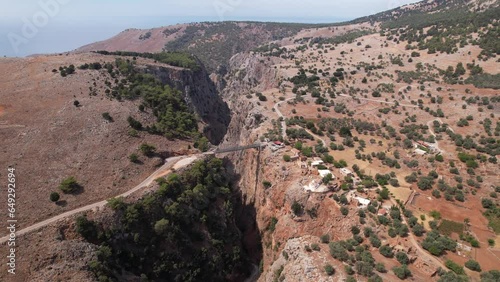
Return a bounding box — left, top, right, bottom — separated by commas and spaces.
270, 141, 285, 152
414, 148, 427, 155
311, 160, 324, 167
290, 148, 300, 161
318, 169, 334, 179
377, 208, 387, 216
339, 168, 353, 177
354, 196, 370, 208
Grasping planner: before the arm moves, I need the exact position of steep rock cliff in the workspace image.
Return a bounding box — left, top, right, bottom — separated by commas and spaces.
218, 52, 357, 281
221, 53, 280, 145
142, 62, 231, 145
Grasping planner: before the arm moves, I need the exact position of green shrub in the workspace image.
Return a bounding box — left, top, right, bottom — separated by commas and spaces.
480, 270, 500, 281
329, 242, 348, 261
370, 235, 381, 248
445, 260, 464, 275
324, 264, 335, 276
379, 245, 393, 258
422, 230, 456, 256
154, 219, 170, 235
128, 129, 139, 137
291, 201, 303, 216
269, 217, 278, 232
78, 158, 250, 280
351, 226, 360, 235
107, 197, 125, 210
75, 215, 98, 241
102, 112, 113, 122
139, 143, 156, 157
96, 51, 200, 71
392, 264, 411, 279
429, 210, 441, 220
50, 192, 60, 202
258, 94, 268, 102
127, 116, 143, 130
465, 73, 500, 90
396, 252, 409, 265
341, 206, 349, 216
283, 154, 291, 162
129, 153, 140, 163
311, 243, 320, 251
59, 177, 81, 194
194, 137, 210, 152
464, 259, 481, 272
375, 263, 386, 273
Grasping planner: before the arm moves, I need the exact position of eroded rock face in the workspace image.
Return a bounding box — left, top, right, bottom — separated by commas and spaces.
216, 52, 354, 281
264, 236, 342, 282
143, 62, 231, 145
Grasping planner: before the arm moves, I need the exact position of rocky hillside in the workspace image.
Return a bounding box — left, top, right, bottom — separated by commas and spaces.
75, 22, 337, 72
211, 1, 500, 281
355, 0, 500, 24
0, 52, 228, 233
2, 0, 499, 281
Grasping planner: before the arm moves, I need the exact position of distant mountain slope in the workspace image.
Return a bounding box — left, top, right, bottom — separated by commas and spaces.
76, 22, 337, 72
75, 0, 499, 73
354, 0, 499, 25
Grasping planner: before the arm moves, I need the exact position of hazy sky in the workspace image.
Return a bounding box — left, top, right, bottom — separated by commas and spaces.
0, 0, 419, 57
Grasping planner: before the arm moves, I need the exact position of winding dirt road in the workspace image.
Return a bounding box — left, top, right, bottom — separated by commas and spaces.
273, 97, 295, 138
0, 155, 199, 244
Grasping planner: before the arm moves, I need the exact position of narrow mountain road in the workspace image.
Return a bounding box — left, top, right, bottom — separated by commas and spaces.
426, 118, 456, 155
273, 97, 295, 138
0, 155, 199, 244
427, 119, 445, 154
304, 127, 327, 147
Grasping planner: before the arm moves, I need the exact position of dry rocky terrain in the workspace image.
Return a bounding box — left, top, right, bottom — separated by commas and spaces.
1, 0, 499, 281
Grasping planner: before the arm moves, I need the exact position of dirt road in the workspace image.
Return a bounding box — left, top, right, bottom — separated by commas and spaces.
273, 97, 295, 138
304, 127, 327, 147
0, 155, 198, 244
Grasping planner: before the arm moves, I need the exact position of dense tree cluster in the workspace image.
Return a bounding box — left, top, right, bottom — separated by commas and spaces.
95, 51, 201, 71
77, 158, 252, 281
421, 230, 457, 256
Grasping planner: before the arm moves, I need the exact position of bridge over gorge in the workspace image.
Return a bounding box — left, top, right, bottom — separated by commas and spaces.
210, 143, 267, 154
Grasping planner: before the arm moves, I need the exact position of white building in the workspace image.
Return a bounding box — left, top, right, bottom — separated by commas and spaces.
354, 196, 370, 208
414, 148, 427, 155
311, 160, 324, 167
339, 168, 353, 177
318, 170, 334, 179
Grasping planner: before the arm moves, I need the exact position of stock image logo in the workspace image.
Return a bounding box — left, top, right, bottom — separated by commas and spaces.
7, 0, 72, 54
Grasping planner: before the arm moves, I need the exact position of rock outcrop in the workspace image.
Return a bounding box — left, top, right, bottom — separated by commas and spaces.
264, 236, 343, 282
